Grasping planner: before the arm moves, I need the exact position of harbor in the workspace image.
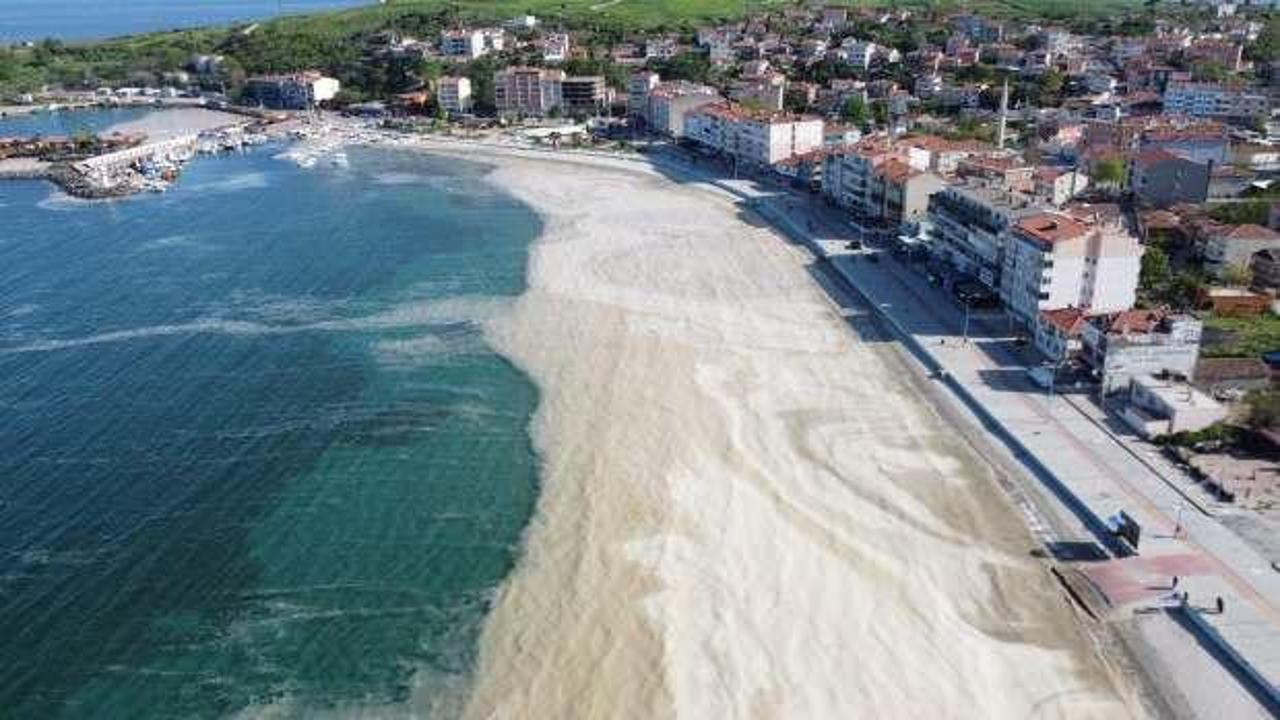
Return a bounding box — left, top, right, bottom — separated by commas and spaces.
0, 105, 288, 198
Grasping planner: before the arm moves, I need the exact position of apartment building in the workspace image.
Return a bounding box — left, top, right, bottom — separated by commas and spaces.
1033, 166, 1090, 207
436, 76, 473, 114
822, 147, 943, 237
926, 183, 1038, 291
646, 81, 720, 136
1001, 209, 1142, 326
440, 28, 504, 59
1129, 149, 1211, 207
957, 154, 1036, 193
628, 71, 660, 120
837, 39, 877, 70
493, 67, 565, 116
1080, 310, 1204, 393
560, 76, 609, 116
1163, 82, 1269, 121
684, 102, 824, 166
542, 33, 570, 63
243, 72, 340, 110
897, 134, 989, 175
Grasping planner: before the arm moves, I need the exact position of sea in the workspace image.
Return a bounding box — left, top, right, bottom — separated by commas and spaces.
0, 109, 543, 716
0, 1, 370, 43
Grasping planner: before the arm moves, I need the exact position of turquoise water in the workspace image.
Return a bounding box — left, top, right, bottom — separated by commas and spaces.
0, 116, 543, 716
1, 1, 369, 42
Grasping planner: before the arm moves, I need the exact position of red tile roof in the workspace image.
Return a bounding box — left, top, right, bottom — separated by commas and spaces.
1221, 224, 1280, 242
1016, 212, 1090, 244
1102, 309, 1166, 336
1040, 307, 1088, 336
877, 157, 918, 184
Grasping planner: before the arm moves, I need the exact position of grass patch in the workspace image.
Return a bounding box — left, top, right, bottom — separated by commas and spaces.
1202, 312, 1280, 358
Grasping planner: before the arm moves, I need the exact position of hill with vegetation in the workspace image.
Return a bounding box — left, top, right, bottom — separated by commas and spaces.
0, 0, 1187, 101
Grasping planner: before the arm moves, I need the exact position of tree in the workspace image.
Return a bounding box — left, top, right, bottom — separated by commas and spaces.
1041, 69, 1064, 97
841, 95, 869, 128
1247, 15, 1280, 63
1245, 388, 1280, 430
871, 99, 890, 128
1210, 201, 1270, 225
1167, 272, 1204, 311
1093, 157, 1126, 188
1220, 263, 1254, 287
1190, 60, 1229, 83
1140, 244, 1172, 292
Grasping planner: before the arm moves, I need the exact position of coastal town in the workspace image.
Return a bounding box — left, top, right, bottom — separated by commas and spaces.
3, 0, 1280, 716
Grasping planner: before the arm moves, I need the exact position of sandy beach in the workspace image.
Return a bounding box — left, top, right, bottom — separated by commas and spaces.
394, 145, 1148, 719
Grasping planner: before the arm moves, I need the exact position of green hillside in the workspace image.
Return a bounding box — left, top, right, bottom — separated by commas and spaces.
2, 0, 1152, 98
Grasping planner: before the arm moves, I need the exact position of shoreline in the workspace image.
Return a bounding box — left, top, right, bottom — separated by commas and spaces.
399, 140, 1148, 718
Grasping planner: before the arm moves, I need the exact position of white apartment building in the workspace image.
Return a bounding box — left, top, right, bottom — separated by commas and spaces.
927, 184, 1038, 291
1034, 166, 1090, 206
823, 147, 945, 236
838, 39, 877, 70
493, 67, 565, 116
436, 76, 472, 114
440, 28, 504, 59
684, 102, 824, 166
1002, 209, 1142, 325
698, 29, 737, 64
244, 72, 340, 110
1163, 82, 1269, 120
542, 33, 570, 63
628, 71, 660, 120
647, 82, 721, 137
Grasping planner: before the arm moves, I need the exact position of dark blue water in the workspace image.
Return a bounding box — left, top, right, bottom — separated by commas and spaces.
0, 116, 543, 716
1, 0, 369, 42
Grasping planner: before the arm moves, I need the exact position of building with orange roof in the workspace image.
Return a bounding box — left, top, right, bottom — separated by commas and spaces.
821, 144, 943, 237
1079, 310, 1203, 393
1034, 306, 1090, 361
1003, 209, 1143, 326
895, 133, 990, 175
684, 101, 824, 166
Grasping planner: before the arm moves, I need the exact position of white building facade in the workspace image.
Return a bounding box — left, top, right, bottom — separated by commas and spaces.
437, 76, 473, 114
685, 102, 823, 165
1001, 210, 1142, 324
